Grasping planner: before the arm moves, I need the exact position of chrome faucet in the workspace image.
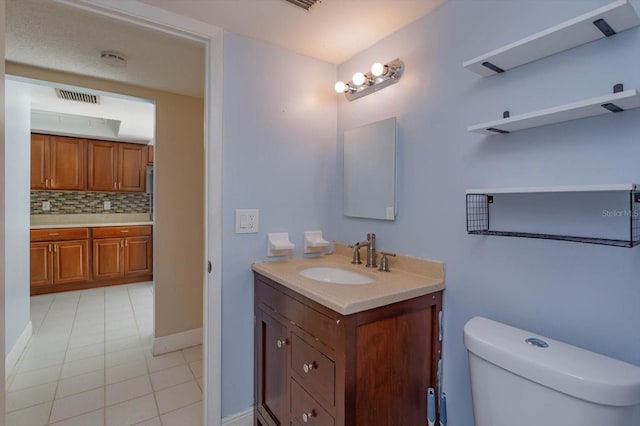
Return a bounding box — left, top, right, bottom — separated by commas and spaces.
351, 233, 377, 268
349, 241, 364, 264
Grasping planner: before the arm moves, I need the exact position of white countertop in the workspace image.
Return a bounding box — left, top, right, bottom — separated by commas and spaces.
252, 247, 444, 315
30, 214, 153, 229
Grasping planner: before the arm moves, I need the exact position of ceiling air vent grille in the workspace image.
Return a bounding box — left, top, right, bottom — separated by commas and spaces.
55, 88, 100, 104
283, 0, 321, 11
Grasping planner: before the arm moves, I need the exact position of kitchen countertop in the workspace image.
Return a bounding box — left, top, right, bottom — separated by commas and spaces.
30, 213, 153, 229
252, 244, 444, 315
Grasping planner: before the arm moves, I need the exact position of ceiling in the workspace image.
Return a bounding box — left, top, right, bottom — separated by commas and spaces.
139, 0, 444, 64
6, 0, 206, 98
6, 0, 442, 99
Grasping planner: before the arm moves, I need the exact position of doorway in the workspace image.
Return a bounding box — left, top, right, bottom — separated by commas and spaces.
3, 1, 223, 424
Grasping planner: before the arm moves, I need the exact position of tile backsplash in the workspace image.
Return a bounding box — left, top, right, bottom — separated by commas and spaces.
31, 191, 151, 215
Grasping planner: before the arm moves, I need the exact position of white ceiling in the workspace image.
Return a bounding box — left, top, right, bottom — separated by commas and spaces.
5, 0, 442, 99
139, 0, 444, 64
6, 0, 206, 98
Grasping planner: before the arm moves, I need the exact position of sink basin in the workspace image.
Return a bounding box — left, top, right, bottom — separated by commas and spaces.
298, 266, 374, 285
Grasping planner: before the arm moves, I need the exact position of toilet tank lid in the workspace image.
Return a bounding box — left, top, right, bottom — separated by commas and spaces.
463, 316, 640, 406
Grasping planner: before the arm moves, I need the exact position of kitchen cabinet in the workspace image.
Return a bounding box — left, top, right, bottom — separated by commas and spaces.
254, 272, 443, 426
30, 228, 89, 293
87, 140, 146, 192
31, 134, 86, 190
147, 145, 154, 165
92, 225, 153, 280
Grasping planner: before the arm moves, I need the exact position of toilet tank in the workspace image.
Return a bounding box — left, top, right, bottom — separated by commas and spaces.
463, 317, 640, 426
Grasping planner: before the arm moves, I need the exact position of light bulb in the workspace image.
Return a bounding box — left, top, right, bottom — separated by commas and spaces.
352, 72, 366, 86
371, 62, 386, 77
334, 81, 347, 93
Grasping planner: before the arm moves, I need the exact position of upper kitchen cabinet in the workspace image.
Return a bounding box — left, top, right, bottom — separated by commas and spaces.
31, 134, 86, 190
87, 140, 146, 192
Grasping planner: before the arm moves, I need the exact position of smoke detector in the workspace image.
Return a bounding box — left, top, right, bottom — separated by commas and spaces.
100, 51, 128, 67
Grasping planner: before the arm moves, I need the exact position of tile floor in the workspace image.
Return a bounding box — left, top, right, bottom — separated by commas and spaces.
5, 282, 203, 426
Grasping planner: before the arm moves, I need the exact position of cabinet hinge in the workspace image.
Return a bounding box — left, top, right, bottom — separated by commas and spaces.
438, 310, 443, 342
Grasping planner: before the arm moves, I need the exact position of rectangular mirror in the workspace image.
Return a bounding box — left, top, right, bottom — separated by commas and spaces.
343, 117, 397, 220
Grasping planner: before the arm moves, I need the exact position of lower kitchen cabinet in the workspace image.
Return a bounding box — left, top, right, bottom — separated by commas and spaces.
30, 225, 153, 295
30, 228, 89, 293
254, 272, 443, 426
92, 225, 153, 280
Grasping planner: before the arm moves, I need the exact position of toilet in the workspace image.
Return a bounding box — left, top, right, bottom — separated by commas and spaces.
463, 316, 640, 426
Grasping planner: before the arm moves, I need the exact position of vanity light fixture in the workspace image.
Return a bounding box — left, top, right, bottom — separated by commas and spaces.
334, 58, 404, 101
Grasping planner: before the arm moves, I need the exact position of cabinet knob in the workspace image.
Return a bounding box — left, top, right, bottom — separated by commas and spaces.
303, 362, 316, 373
276, 339, 289, 349
302, 411, 315, 423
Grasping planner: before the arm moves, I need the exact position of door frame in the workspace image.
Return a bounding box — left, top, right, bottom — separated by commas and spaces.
52, 1, 224, 424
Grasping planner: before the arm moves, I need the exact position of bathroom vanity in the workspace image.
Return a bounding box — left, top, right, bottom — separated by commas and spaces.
253, 247, 444, 426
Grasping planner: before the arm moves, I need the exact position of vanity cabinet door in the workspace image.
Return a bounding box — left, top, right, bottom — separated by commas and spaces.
256, 309, 289, 426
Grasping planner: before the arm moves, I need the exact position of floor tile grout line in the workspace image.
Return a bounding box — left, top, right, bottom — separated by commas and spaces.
8, 294, 54, 382
47, 290, 83, 425
129, 283, 165, 425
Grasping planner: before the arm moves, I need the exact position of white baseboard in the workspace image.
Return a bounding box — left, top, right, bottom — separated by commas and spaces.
6, 321, 32, 377
222, 407, 253, 426
152, 327, 202, 355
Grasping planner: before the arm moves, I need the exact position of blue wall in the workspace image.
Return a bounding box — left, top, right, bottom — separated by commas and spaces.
219, 1, 640, 422
334, 1, 640, 425
221, 32, 337, 416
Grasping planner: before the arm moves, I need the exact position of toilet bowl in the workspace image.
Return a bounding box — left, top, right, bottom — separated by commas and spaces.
463, 316, 640, 426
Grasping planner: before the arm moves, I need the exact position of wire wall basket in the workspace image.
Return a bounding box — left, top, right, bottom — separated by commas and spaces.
466, 189, 640, 248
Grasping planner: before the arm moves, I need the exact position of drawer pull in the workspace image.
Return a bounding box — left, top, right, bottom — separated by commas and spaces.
48, 233, 60, 236
303, 362, 316, 373
302, 411, 315, 423
120, 230, 130, 233
276, 339, 289, 349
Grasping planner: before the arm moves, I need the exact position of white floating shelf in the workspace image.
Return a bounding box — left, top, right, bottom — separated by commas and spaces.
464, 0, 640, 76
468, 88, 640, 135
466, 184, 638, 195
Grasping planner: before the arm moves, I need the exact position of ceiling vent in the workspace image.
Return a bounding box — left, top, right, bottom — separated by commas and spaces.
283, 0, 321, 11
55, 88, 100, 104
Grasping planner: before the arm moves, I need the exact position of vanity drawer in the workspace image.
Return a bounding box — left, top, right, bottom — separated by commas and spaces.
291, 333, 335, 406
92, 225, 152, 238
290, 379, 334, 426
31, 228, 89, 242
255, 277, 341, 349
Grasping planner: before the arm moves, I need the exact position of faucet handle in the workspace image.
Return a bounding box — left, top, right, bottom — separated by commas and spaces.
349, 243, 363, 264
378, 251, 396, 272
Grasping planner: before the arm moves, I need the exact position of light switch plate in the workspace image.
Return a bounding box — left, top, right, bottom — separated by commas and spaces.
42, 201, 51, 211
236, 209, 259, 233
103, 201, 111, 210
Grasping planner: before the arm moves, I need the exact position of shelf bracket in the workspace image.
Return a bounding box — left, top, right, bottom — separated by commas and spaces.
601, 102, 624, 113
481, 61, 504, 74
593, 18, 616, 37
486, 127, 509, 134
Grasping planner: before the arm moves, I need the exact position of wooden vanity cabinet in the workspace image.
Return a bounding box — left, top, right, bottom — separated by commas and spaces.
30, 228, 89, 293
31, 134, 86, 190
254, 273, 443, 426
87, 140, 146, 192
